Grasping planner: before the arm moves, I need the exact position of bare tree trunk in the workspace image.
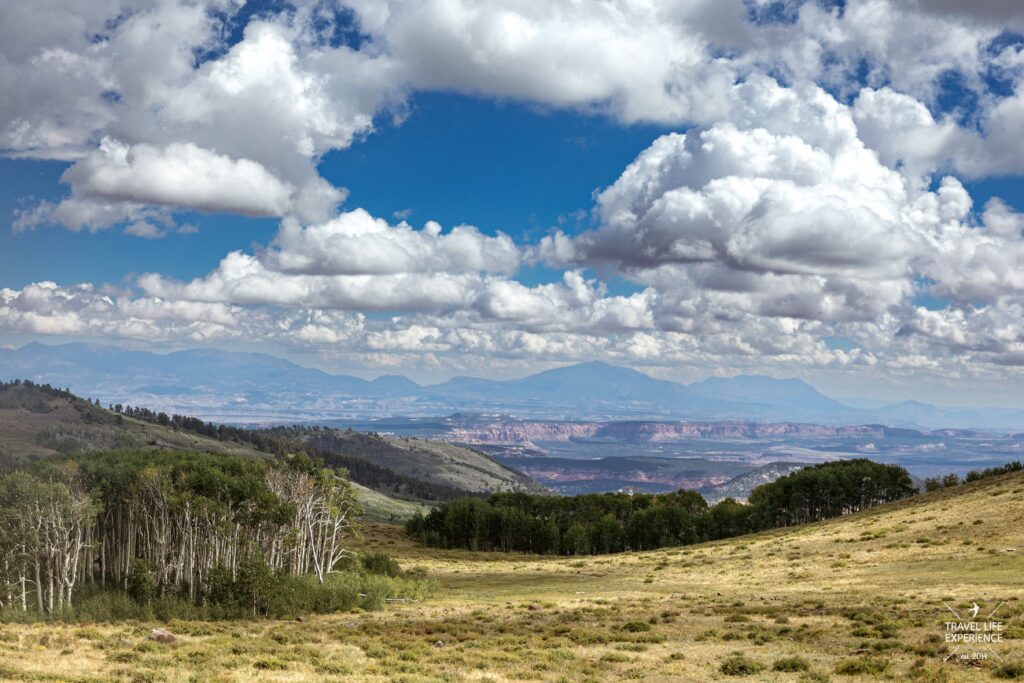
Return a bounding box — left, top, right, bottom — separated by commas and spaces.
34, 561, 43, 613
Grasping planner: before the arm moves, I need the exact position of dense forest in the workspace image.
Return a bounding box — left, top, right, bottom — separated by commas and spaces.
407, 459, 916, 555
0, 449, 430, 618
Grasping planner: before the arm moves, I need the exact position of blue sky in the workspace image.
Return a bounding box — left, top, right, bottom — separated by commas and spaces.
6, 87, 1014, 300
2, 1, 1024, 408
2, 93, 670, 292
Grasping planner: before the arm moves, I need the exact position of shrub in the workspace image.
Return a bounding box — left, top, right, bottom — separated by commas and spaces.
234, 558, 276, 616
205, 566, 234, 607
0, 565, 436, 623
621, 621, 652, 633
361, 552, 401, 577
773, 656, 810, 672
253, 658, 288, 671
600, 652, 631, 663
834, 657, 888, 676
799, 673, 831, 683
995, 661, 1024, 679
719, 652, 765, 676
59, 589, 142, 622
126, 559, 156, 605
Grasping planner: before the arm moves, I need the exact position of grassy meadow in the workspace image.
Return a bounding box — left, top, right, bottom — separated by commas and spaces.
2, 470, 1023, 682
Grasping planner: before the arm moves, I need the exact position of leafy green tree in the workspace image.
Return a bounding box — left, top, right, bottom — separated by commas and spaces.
126, 559, 155, 605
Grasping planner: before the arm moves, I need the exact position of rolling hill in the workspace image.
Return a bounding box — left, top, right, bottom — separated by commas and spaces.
0, 381, 539, 521
0, 381, 268, 464
298, 428, 546, 495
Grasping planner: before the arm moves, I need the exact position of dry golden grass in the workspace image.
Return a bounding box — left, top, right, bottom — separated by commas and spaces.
2, 471, 1024, 682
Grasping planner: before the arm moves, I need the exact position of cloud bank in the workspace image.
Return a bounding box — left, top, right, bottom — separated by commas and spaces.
3, 0, 1024, 387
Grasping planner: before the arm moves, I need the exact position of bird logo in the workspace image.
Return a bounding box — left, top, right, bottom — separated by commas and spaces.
969, 603, 981, 620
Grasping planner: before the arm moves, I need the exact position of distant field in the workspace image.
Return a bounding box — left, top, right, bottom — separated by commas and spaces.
3, 468, 1023, 681
521, 436, 1024, 479
496, 454, 754, 494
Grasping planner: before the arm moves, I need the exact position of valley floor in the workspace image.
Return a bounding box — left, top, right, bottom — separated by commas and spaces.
2, 473, 1024, 682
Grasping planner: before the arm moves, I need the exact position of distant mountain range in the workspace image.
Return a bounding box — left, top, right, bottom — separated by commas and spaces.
2, 342, 1023, 430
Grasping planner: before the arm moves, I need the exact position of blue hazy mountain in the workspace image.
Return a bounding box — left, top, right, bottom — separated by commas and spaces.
687, 375, 852, 416
1, 342, 373, 395
0, 342, 1020, 429
370, 374, 422, 393
874, 399, 1024, 431
426, 361, 734, 416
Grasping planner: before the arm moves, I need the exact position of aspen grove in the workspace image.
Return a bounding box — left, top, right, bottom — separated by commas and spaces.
0, 451, 359, 614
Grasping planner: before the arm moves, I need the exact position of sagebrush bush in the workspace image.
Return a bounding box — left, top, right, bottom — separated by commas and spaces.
621, 621, 652, 633
772, 656, 810, 672
361, 551, 402, 577
719, 652, 765, 676
995, 661, 1024, 680
834, 657, 888, 676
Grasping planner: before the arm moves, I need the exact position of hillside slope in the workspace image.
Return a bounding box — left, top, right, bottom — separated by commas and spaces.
3, 466, 1022, 681
0, 382, 529, 519
0, 382, 266, 464
363, 469, 1024, 680
303, 428, 548, 495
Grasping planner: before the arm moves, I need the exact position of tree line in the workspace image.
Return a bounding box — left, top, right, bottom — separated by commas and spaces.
744, 458, 916, 528
0, 380, 75, 413
923, 461, 1023, 492
0, 450, 359, 615
407, 459, 916, 555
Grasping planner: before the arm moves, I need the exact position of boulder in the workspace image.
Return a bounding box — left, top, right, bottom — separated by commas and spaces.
147, 628, 176, 644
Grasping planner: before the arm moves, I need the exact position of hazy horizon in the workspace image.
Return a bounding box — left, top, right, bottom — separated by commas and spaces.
5, 338, 1024, 414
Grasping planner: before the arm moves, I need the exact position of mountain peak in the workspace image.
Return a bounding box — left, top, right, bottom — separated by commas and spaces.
687, 374, 850, 416
534, 361, 653, 379
371, 374, 421, 391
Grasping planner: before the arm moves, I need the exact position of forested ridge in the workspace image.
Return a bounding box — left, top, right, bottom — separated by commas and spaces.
0, 383, 474, 502
407, 459, 917, 555
108, 404, 480, 501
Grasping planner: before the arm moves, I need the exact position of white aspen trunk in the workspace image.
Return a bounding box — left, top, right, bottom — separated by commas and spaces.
47, 556, 54, 614
34, 561, 43, 613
